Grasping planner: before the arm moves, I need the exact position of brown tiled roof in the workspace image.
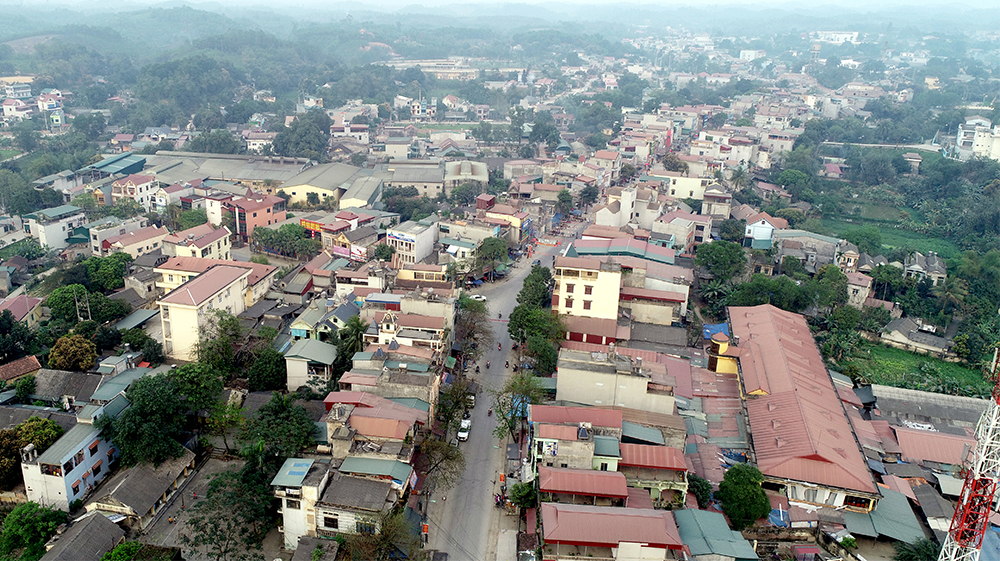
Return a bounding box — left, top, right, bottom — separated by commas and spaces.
159, 265, 250, 306
538, 466, 628, 498
0, 295, 41, 322
728, 304, 878, 494
156, 256, 276, 287
0, 355, 41, 382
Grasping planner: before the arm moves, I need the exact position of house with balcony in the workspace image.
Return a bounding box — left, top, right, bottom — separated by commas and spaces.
23, 205, 86, 250
21, 396, 126, 511
617, 443, 687, 508
158, 265, 252, 361
110, 174, 158, 212
162, 223, 232, 260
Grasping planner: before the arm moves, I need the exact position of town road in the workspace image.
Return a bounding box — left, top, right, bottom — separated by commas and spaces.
426, 222, 587, 561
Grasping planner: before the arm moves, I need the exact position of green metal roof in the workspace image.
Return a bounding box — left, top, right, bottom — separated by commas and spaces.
36, 423, 101, 465
113, 309, 160, 331
387, 398, 430, 412
80, 153, 146, 175
622, 421, 666, 445
674, 510, 758, 561
339, 456, 413, 483
91, 368, 152, 402
271, 458, 315, 488
25, 205, 83, 221
845, 488, 922, 543
593, 435, 620, 458
285, 339, 338, 365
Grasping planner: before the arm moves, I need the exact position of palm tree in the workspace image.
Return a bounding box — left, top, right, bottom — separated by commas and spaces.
932, 277, 968, 312
339, 315, 368, 357
729, 165, 750, 191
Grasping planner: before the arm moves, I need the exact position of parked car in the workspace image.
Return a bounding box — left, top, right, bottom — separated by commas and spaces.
458, 419, 472, 441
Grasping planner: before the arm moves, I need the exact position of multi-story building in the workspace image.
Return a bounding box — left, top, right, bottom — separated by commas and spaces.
161, 223, 232, 260
158, 265, 251, 361
154, 256, 277, 310
86, 216, 148, 256
21, 396, 125, 510
104, 226, 169, 258
552, 256, 622, 320
23, 205, 86, 250
386, 218, 438, 267
110, 174, 158, 212
206, 193, 286, 243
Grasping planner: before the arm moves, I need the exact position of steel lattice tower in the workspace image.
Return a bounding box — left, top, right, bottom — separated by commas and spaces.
938, 349, 1000, 561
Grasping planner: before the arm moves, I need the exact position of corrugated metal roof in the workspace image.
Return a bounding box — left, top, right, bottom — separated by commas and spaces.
529, 405, 622, 429
36, 423, 101, 465
271, 458, 315, 487
674, 509, 759, 561
338, 457, 412, 483
541, 503, 683, 549
537, 466, 628, 498
729, 305, 879, 495
593, 436, 620, 458
621, 421, 666, 445
619, 443, 686, 471
893, 426, 975, 466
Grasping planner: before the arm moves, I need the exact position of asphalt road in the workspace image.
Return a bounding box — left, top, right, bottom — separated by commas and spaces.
427, 226, 584, 561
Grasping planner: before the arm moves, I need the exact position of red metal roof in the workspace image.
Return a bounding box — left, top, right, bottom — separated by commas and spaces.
893, 426, 975, 466
626, 487, 655, 509
537, 424, 580, 441
537, 466, 628, 498
541, 503, 682, 549
729, 305, 878, 494
619, 443, 686, 471
529, 405, 622, 429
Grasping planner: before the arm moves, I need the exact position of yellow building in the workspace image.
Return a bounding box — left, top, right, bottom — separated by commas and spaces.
552, 256, 621, 320
154, 256, 277, 310
158, 265, 252, 361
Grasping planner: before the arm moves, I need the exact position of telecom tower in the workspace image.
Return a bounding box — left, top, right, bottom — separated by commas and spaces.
938, 349, 1000, 561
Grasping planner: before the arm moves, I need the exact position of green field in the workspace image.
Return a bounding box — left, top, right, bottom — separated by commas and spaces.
843, 344, 991, 397
0, 149, 19, 160
810, 217, 962, 259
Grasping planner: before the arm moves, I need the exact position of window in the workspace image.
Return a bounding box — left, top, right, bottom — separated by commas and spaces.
565, 283, 575, 293
584, 285, 593, 295
285, 499, 300, 510
583, 301, 591, 310
324, 516, 338, 529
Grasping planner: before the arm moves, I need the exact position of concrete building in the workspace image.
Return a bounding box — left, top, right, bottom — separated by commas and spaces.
104, 226, 169, 259
285, 338, 339, 392
158, 265, 252, 361
555, 349, 676, 413
23, 205, 86, 250
87, 216, 148, 256
386, 218, 438, 267
110, 174, 158, 212
161, 223, 232, 260
154, 256, 277, 309
552, 256, 622, 320
21, 397, 124, 510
